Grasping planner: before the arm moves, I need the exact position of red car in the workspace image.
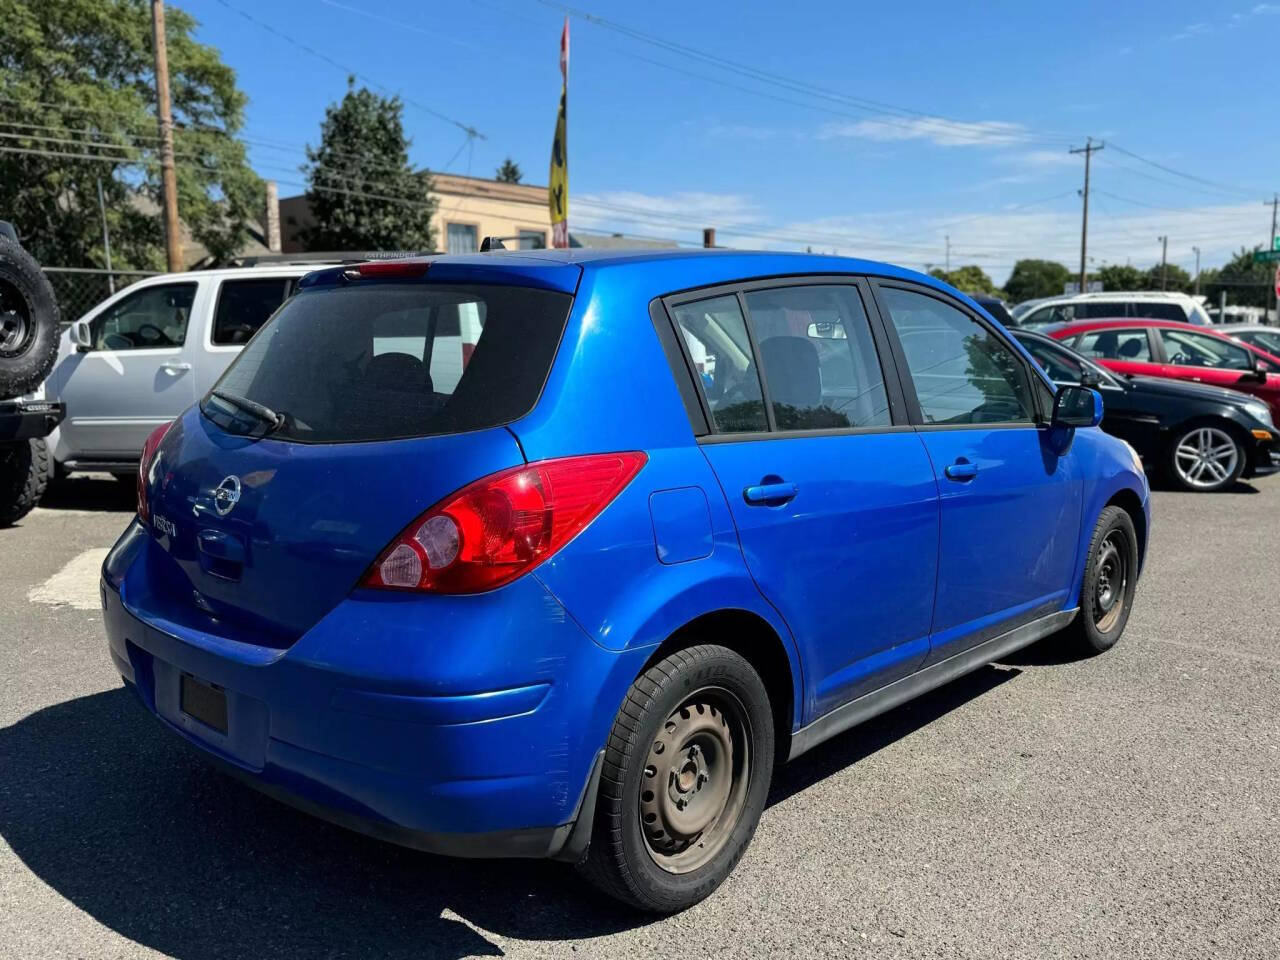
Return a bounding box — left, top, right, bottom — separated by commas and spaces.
1048, 319, 1280, 421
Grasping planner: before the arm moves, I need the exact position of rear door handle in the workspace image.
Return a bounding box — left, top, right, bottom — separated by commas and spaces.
161, 361, 191, 374
743, 481, 797, 505
944, 461, 978, 481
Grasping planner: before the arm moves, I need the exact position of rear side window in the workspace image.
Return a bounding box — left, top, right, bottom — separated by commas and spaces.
1132, 301, 1186, 323
670, 295, 768, 434
1078, 301, 1128, 320
204, 283, 570, 443
879, 287, 1034, 425
1076, 329, 1152, 361
743, 285, 890, 430
212, 278, 292, 345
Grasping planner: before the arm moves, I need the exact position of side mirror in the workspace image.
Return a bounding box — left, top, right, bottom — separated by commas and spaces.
1079, 370, 1102, 388
1053, 385, 1103, 429
1239, 363, 1268, 385
70, 319, 93, 352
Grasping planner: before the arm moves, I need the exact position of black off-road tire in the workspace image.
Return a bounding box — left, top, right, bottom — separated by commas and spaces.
577, 645, 774, 913
1062, 505, 1139, 656
0, 234, 60, 400
0, 437, 50, 526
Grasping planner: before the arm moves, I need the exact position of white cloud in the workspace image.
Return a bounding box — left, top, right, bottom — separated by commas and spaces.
569, 189, 1267, 288
817, 116, 1028, 147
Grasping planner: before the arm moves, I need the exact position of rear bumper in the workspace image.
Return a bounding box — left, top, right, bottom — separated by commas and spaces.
102, 521, 645, 859
0, 399, 64, 441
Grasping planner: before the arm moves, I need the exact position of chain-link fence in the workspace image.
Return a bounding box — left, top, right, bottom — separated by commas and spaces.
42, 267, 160, 325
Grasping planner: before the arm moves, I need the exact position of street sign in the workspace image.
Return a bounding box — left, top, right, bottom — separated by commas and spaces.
1274, 235, 1280, 252
1253, 249, 1280, 263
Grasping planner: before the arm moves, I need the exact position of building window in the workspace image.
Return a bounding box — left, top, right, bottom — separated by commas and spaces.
446, 223, 478, 254
518, 230, 546, 250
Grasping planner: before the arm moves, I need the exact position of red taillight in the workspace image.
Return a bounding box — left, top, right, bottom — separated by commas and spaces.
362, 452, 647, 594
137, 421, 173, 522
353, 260, 430, 279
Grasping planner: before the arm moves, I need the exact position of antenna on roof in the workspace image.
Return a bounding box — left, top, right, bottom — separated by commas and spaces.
479, 236, 506, 252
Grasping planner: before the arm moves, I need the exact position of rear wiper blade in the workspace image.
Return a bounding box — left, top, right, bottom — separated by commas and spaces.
210, 389, 283, 430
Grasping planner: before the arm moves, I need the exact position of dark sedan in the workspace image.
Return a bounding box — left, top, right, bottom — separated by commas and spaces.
1014, 329, 1278, 492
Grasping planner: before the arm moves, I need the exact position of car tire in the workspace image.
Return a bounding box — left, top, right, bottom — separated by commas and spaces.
1063, 505, 1138, 656
1165, 422, 1245, 493
0, 235, 60, 400
0, 437, 51, 526
577, 644, 775, 913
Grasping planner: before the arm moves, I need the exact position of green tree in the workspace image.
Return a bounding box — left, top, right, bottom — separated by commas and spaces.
1003, 259, 1072, 303
1201, 247, 1273, 308
301, 80, 434, 251
1094, 264, 1146, 292
1143, 262, 1192, 293
494, 157, 523, 183
928, 264, 998, 296
0, 0, 263, 269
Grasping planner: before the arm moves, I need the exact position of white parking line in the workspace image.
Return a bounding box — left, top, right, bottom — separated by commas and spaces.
28, 548, 109, 611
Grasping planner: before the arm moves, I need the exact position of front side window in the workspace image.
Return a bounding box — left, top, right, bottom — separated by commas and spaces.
880, 287, 1034, 425
671, 295, 767, 434
89, 282, 196, 351
446, 223, 478, 254
212, 278, 291, 345
204, 283, 570, 443
743, 284, 890, 430
1237, 329, 1280, 356
1159, 329, 1254, 370
1076, 329, 1153, 362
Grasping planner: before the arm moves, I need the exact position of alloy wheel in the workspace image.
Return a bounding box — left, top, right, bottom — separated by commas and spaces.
1173, 426, 1239, 490
0, 277, 32, 359
640, 687, 752, 874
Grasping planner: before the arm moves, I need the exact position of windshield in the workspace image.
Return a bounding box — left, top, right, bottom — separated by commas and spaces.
202, 282, 571, 443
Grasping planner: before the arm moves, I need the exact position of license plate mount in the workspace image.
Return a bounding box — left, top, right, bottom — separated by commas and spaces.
180, 673, 228, 735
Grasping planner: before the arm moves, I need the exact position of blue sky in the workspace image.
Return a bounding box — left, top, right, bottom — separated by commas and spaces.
189, 0, 1279, 284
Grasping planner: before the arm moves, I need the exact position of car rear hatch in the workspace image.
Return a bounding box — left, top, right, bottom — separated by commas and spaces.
137, 261, 577, 646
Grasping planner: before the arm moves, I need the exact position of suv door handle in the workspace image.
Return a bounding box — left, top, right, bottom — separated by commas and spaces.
944, 461, 978, 481
743, 481, 797, 505
160, 361, 191, 374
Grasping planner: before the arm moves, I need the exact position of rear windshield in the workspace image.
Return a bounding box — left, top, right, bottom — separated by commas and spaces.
202, 283, 571, 443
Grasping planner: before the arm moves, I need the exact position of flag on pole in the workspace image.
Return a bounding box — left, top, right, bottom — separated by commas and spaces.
549, 17, 569, 248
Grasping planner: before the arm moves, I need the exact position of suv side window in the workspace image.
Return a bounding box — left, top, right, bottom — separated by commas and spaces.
670, 295, 768, 434
1159, 328, 1254, 370
88, 282, 197, 351
1076, 329, 1152, 361
742, 284, 890, 430
1133, 301, 1186, 323
212, 278, 292, 345
879, 287, 1035, 425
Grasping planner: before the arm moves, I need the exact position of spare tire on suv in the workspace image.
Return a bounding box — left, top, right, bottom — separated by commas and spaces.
0, 223, 60, 400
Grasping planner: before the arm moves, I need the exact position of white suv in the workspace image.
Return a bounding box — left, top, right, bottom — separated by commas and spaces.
1017, 291, 1212, 329
45, 263, 336, 477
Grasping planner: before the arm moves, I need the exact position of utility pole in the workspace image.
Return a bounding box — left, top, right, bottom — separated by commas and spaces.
1158, 235, 1168, 290
151, 0, 182, 272
96, 177, 115, 295
945, 234, 951, 272
1070, 138, 1103, 294
1192, 246, 1200, 297
1268, 194, 1278, 318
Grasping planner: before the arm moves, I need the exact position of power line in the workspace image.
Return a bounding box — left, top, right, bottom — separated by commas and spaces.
1107, 142, 1266, 199
209, 0, 486, 140
525, 0, 1077, 147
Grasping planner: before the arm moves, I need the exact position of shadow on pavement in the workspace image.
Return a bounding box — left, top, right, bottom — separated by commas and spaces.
40, 475, 137, 512
2, 667, 1023, 957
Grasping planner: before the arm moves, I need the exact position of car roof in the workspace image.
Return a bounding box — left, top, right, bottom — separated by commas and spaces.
300, 248, 966, 301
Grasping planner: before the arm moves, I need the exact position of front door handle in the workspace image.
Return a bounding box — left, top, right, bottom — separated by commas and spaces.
944, 461, 978, 481
161, 361, 191, 374
743, 481, 797, 505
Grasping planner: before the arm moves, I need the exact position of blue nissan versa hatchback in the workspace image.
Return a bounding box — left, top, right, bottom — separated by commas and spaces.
102, 250, 1150, 912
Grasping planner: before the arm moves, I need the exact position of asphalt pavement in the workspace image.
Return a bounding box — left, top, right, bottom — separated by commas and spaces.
2, 473, 1278, 959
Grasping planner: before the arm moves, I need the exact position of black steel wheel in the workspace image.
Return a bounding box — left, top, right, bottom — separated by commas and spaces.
1063, 505, 1139, 656
578, 645, 774, 913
